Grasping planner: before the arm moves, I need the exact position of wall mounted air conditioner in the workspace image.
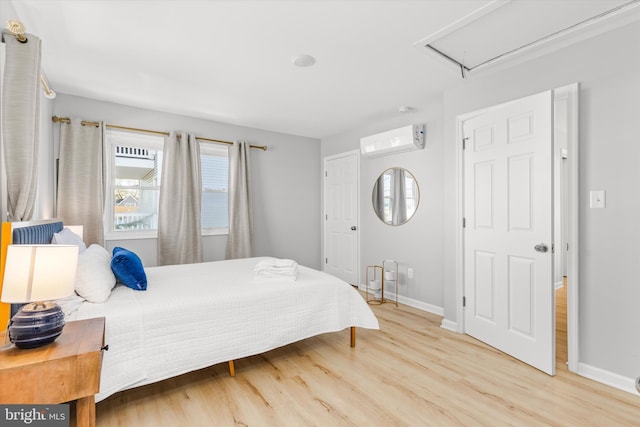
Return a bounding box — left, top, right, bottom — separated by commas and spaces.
360, 124, 425, 158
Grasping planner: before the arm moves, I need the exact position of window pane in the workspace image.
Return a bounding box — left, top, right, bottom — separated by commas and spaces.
114, 188, 159, 230
405, 176, 417, 218
108, 129, 164, 233
115, 147, 161, 188
383, 173, 392, 222
201, 154, 229, 228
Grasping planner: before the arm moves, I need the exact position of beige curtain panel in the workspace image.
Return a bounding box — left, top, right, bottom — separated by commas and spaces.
1, 33, 41, 221
57, 119, 105, 246
158, 131, 203, 265
226, 141, 253, 259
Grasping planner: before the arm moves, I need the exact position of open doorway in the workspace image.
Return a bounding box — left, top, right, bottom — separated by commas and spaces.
554, 85, 576, 369
556, 278, 568, 365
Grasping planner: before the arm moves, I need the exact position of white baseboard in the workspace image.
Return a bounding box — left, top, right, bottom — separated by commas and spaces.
578, 362, 640, 396
390, 292, 444, 316
440, 319, 458, 332
357, 284, 444, 316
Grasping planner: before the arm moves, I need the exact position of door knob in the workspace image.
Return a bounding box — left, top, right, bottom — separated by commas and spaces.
534, 243, 549, 253
351, 226, 357, 231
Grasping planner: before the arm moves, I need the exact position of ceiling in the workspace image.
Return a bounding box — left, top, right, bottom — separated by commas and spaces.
7, 0, 640, 139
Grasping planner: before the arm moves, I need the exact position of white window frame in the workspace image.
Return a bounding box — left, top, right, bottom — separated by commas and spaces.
104, 129, 229, 241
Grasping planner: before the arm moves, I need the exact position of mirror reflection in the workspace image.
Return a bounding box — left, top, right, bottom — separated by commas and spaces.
372, 168, 419, 225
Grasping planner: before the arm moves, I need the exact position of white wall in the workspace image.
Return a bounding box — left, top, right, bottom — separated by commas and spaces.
442, 22, 640, 383
322, 95, 445, 312
52, 94, 322, 269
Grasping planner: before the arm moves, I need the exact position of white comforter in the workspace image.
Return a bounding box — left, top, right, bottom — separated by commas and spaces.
70, 257, 379, 402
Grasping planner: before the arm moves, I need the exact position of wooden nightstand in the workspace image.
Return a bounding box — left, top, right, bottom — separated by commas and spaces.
0, 317, 106, 427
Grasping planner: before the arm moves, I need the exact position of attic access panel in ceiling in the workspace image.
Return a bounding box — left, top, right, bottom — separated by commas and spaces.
415, 0, 640, 77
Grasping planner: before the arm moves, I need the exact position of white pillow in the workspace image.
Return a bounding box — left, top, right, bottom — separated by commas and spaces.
75, 244, 116, 303
52, 227, 87, 253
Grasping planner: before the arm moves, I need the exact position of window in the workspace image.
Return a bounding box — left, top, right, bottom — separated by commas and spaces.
104, 129, 229, 239
200, 144, 229, 230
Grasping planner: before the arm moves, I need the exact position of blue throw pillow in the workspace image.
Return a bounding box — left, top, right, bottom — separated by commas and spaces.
111, 247, 147, 291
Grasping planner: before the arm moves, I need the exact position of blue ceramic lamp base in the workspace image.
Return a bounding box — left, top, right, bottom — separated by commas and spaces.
8, 302, 65, 349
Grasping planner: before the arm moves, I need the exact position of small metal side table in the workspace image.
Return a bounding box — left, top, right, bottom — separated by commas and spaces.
382, 259, 399, 307
366, 261, 399, 306
365, 265, 384, 305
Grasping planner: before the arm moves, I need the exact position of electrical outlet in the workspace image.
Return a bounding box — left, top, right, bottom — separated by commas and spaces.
407, 268, 414, 279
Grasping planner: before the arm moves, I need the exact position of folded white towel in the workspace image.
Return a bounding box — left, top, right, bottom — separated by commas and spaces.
254, 258, 299, 281
255, 257, 297, 269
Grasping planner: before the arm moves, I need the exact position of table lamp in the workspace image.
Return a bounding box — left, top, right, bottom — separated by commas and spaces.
1, 245, 78, 349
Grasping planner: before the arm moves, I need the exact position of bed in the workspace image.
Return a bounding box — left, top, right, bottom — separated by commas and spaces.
0, 220, 379, 402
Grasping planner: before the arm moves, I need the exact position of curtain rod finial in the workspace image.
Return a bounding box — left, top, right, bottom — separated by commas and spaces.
6, 20, 27, 43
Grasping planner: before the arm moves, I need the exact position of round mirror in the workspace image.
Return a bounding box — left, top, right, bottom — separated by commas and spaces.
372, 168, 419, 225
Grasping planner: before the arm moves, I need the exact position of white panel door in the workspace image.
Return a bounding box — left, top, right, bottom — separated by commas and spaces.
463, 91, 555, 375
324, 152, 359, 284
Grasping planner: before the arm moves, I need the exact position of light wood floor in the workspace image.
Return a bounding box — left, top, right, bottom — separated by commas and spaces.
556, 279, 568, 365
85, 290, 638, 426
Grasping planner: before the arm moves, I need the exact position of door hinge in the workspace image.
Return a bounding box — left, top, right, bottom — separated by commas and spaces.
463, 296, 466, 307
325, 214, 328, 220
462, 137, 469, 150
552, 243, 555, 253
462, 217, 466, 228
325, 258, 328, 264
325, 170, 328, 177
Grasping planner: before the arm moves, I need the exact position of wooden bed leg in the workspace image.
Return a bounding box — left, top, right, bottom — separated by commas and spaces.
350, 327, 356, 348
228, 360, 235, 377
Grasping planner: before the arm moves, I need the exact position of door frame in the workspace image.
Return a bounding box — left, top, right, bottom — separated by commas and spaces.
322, 149, 361, 286
454, 84, 580, 372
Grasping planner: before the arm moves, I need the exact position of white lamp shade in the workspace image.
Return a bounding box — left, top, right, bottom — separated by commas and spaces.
1, 245, 78, 303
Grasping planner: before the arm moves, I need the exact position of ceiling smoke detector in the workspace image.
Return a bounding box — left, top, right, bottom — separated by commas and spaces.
291, 54, 316, 67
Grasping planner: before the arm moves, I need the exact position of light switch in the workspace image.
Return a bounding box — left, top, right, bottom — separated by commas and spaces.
407, 268, 414, 279
590, 190, 606, 208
